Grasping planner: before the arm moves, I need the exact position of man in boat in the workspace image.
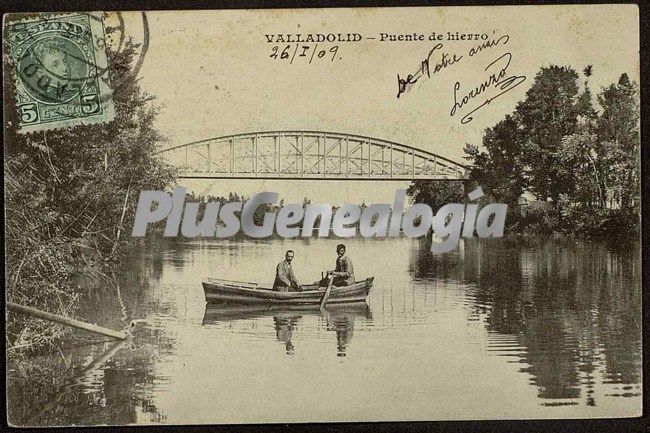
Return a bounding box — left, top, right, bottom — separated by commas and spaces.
273, 250, 303, 292
327, 244, 355, 287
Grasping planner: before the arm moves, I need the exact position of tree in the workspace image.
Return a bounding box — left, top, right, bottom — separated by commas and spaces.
556, 132, 602, 206
555, 66, 605, 207
406, 181, 465, 211
463, 114, 526, 206
596, 73, 640, 210
460, 65, 639, 238
5, 40, 176, 255
515, 66, 582, 202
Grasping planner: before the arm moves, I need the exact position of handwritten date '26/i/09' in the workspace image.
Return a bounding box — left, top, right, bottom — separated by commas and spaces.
270, 44, 340, 64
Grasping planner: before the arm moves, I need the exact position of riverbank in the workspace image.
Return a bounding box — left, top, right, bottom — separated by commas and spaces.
510, 202, 639, 241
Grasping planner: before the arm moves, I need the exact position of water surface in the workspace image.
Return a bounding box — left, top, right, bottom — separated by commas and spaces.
7, 237, 642, 425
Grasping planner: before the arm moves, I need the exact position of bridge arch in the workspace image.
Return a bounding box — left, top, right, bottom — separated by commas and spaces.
159, 131, 468, 180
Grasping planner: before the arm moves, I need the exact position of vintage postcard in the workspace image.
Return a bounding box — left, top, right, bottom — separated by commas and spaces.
4, 5, 642, 427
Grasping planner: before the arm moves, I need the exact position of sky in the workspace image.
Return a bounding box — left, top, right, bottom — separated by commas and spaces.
117, 5, 639, 204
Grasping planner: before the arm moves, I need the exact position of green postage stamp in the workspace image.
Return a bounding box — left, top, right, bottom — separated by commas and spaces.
6, 13, 115, 133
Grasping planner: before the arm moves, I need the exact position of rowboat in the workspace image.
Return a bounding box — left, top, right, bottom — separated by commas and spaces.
202, 277, 374, 305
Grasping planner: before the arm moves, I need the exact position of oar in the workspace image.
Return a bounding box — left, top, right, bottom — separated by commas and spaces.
320, 274, 335, 309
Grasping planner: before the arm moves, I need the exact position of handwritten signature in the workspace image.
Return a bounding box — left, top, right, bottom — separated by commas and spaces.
449, 52, 526, 124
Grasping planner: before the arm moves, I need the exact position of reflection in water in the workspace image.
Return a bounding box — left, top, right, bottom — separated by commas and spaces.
7, 237, 642, 425
7, 243, 175, 427
202, 302, 370, 357
327, 315, 354, 357
274, 315, 300, 355
413, 237, 642, 406
7, 327, 170, 426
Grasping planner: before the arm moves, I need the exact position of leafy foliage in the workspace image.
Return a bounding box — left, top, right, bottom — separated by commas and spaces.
516, 66, 582, 202
406, 181, 465, 212
459, 65, 639, 239
5, 37, 176, 352
463, 114, 525, 206
596, 73, 640, 211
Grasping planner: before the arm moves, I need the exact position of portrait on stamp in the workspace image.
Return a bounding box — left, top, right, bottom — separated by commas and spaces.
7, 13, 114, 132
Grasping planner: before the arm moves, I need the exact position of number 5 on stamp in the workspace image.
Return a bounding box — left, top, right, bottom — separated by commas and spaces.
18, 103, 39, 124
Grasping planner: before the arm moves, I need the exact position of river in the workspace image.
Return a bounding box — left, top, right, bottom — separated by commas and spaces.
7, 237, 642, 425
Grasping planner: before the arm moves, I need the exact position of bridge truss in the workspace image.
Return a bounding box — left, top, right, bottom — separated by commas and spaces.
159, 131, 468, 180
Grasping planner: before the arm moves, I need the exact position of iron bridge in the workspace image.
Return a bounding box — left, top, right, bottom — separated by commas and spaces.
159, 131, 468, 180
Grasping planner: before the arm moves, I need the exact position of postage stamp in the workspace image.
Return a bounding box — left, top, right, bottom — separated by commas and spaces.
7, 13, 115, 133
